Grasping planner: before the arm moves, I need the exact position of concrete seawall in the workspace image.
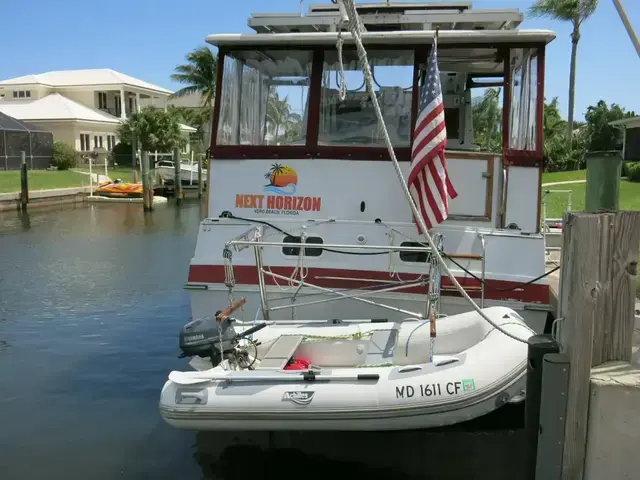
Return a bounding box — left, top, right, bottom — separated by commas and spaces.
585, 361, 640, 479
0, 187, 93, 212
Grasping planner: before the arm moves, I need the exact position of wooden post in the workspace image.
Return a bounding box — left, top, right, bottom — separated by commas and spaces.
558, 211, 640, 480
131, 134, 138, 183
197, 153, 203, 199
173, 148, 182, 204
20, 151, 28, 212
141, 151, 153, 212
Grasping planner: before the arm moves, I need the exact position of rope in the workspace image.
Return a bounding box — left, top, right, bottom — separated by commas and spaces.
335, 0, 533, 345
336, 31, 347, 101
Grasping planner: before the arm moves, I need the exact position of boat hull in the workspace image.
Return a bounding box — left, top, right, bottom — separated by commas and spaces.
160, 306, 532, 431
157, 166, 207, 185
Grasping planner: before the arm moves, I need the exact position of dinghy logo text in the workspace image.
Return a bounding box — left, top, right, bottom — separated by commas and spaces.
235, 163, 322, 216
282, 391, 315, 405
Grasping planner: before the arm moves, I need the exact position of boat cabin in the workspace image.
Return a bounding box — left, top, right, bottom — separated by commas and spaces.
205, 2, 555, 233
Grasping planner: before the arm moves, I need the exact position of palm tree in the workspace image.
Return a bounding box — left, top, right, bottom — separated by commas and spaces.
472, 88, 502, 153
529, 0, 599, 140
265, 163, 285, 185
170, 46, 218, 144
265, 89, 304, 144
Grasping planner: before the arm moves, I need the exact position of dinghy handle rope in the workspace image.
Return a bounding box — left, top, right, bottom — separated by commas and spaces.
334, 0, 531, 345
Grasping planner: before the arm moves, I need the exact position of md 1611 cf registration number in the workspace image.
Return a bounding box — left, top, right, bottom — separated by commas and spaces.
395, 379, 476, 399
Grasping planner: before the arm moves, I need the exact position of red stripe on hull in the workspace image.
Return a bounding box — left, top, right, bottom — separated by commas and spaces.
187, 265, 550, 304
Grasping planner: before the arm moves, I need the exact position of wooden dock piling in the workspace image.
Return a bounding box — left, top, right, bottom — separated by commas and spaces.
557, 211, 640, 480
197, 153, 203, 199
173, 148, 182, 205
131, 135, 138, 183
141, 151, 153, 212
20, 150, 28, 212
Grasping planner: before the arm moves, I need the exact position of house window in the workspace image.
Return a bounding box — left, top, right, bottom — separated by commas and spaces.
80, 134, 91, 151
94, 135, 103, 149
13, 90, 30, 98
128, 96, 134, 113
115, 96, 121, 117
98, 92, 108, 109
107, 135, 117, 150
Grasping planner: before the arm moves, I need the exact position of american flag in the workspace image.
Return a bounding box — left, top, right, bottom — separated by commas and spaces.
408, 39, 458, 233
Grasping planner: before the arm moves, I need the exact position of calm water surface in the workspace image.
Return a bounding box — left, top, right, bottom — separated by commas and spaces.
0, 202, 523, 480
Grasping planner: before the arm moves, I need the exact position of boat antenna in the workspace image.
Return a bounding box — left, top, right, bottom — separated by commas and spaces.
334, 0, 532, 345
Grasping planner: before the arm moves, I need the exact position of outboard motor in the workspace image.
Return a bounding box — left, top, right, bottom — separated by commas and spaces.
177, 298, 268, 369
178, 314, 238, 360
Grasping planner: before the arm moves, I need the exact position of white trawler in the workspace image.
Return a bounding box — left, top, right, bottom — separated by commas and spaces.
160, 1, 557, 431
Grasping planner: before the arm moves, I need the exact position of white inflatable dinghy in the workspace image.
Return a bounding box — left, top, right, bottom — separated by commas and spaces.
159, 304, 534, 431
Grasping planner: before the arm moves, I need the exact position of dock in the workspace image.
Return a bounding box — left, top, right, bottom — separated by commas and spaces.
535, 212, 640, 480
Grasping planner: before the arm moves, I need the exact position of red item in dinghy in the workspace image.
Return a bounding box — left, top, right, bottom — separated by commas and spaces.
283, 357, 311, 370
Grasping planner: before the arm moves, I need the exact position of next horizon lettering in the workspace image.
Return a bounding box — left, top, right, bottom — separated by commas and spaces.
235, 194, 321, 212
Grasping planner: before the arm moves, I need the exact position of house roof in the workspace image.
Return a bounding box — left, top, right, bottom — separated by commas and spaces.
610, 116, 640, 128
0, 111, 51, 132
0, 93, 121, 124
0, 68, 173, 96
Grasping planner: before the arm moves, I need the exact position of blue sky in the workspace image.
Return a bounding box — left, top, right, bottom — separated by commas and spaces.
1, 0, 638, 120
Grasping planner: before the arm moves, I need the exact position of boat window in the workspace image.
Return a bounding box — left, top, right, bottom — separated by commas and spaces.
417, 47, 504, 151
399, 241, 430, 263
508, 48, 538, 151
216, 50, 312, 146
319, 49, 414, 147
282, 235, 323, 257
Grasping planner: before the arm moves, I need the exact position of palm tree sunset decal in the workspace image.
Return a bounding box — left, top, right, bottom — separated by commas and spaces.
263, 162, 298, 196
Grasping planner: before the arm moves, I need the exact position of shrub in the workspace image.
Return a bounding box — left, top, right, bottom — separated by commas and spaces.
622, 161, 635, 178
52, 141, 81, 170
111, 141, 133, 167
626, 162, 640, 183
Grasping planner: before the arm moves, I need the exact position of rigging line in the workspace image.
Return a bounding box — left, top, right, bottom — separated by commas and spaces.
383, 222, 560, 291
335, 0, 533, 344
221, 212, 557, 292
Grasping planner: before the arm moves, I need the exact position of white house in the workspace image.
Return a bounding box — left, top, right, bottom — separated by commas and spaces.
0, 68, 196, 154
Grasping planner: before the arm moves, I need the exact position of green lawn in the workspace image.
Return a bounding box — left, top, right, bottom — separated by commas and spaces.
541, 169, 587, 184
0, 170, 89, 193
541, 170, 640, 219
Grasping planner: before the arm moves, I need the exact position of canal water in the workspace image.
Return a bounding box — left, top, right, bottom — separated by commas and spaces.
0, 202, 525, 479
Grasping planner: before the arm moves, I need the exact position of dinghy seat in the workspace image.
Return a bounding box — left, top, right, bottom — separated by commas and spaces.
364, 329, 398, 366
257, 335, 305, 370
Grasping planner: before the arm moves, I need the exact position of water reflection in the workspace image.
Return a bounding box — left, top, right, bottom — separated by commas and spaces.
19, 212, 30, 231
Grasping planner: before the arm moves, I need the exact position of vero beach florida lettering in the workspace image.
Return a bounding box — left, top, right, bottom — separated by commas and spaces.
236, 194, 321, 212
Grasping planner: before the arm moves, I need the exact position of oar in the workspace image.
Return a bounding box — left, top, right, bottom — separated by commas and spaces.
168, 370, 379, 386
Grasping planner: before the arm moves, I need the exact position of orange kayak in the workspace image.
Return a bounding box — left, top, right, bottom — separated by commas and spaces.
95, 179, 143, 198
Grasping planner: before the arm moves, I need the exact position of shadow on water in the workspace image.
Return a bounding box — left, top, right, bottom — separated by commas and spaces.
196, 440, 416, 480
0, 201, 525, 480
190, 403, 525, 480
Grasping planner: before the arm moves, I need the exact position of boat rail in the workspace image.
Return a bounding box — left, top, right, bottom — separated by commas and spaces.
221, 225, 487, 322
